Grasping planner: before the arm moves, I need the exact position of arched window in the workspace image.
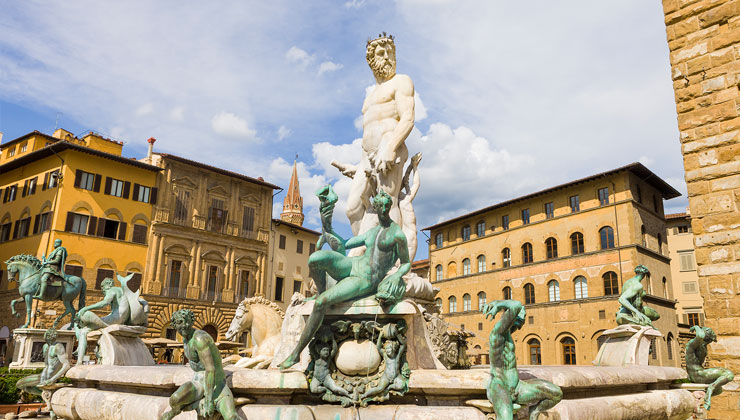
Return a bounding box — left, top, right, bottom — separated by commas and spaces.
462, 258, 471, 275
478, 291, 487, 310
562, 337, 576, 365
600, 226, 615, 249
641, 226, 647, 247
603, 271, 619, 295
657, 234, 663, 254
650, 337, 657, 360
447, 262, 457, 279
503, 286, 512, 300
448, 296, 457, 313
522, 243, 533, 264
570, 232, 584, 255
524, 283, 535, 304
574, 276, 588, 299
435, 264, 443, 281
476, 220, 486, 237
435, 233, 443, 248
545, 237, 558, 259
435, 298, 442, 312
477, 255, 486, 272
528, 339, 542, 365
667, 334, 674, 361
548, 280, 560, 302
502, 248, 511, 267
463, 293, 471, 311
662, 277, 668, 298
461, 225, 471, 241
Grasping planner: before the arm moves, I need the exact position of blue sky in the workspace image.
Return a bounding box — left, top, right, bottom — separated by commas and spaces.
0, 1, 685, 260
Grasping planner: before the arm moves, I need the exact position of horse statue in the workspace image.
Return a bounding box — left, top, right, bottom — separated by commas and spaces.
224, 295, 284, 369
5, 254, 86, 330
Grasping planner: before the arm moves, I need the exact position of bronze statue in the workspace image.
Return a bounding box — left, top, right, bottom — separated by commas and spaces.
161, 309, 238, 420
686, 326, 734, 411
6, 245, 86, 329
483, 300, 562, 420
35, 239, 68, 299
16, 328, 71, 399
616, 265, 660, 327
278, 188, 410, 370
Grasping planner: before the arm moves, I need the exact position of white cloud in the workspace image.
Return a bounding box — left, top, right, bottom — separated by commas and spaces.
170, 106, 185, 121
414, 92, 427, 122
318, 61, 343, 75
639, 155, 655, 167
286, 46, 314, 69
135, 103, 154, 116
211, 111, 257, 140
277, 125, 292, 141
344, 0, 366, 8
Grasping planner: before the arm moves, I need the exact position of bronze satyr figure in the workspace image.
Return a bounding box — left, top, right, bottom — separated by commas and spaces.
686, 326, 734, 411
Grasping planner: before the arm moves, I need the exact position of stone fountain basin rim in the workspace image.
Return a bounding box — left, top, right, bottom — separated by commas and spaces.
64, 365, 687, 395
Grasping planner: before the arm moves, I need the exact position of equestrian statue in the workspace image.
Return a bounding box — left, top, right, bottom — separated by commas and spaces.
5, 239, 86, 329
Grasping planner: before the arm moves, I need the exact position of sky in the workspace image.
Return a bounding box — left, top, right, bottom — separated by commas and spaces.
0, 1, 685, 260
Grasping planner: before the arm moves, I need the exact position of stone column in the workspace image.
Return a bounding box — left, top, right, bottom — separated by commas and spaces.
188, 241, 202, 299
661, 2, 740, 418
188, 239, 197, 286
146, 232, 160, 285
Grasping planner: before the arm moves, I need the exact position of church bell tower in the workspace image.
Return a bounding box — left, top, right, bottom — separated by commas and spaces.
280, 159, 304, 226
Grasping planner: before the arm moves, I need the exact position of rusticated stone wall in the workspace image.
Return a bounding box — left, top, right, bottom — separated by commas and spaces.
662, 1, 740, 417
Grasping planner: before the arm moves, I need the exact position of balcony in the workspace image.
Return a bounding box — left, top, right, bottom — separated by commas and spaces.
162, 286, 187, 299
154, 208, 170, 223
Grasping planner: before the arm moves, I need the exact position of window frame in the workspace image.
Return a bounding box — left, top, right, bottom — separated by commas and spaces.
598, 187, 609, 206
503, 286, 512, 300
462, 258, 471, 275
524, 283, 535, 304
603, 271, 619, 295
599, 226, 615, 249
448, 296, 457, 313
521, 209, 530, 225
544, 202, 554, 219
502, 248, 511, 268
461, 225, 471, 241
562, 337, 576, 365
522, 243, 533, 264
435, 233, 443, 248
570, 232, 584, 255
463, 293, 471, 311
545, 237, 558, 259
548, 280, 560, 302
502, 215, 509, 230
476, 221, 486, 238
569, 195, 580, 212
574, 276, 588, 299
477, 255, 486, 273
528, 339, 542, 365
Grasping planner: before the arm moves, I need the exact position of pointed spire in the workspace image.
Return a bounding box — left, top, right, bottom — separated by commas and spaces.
281, 157, 304, 226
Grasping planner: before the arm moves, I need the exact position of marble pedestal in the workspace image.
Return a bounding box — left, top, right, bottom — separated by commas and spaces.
9, 328, 75, 370
593, 324, 662, 366
87, 325, 154, 366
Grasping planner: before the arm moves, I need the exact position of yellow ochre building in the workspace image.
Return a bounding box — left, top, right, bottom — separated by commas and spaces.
425, 163, 683, 367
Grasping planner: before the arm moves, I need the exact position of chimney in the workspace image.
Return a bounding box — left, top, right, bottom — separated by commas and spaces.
147, 137, 156, 162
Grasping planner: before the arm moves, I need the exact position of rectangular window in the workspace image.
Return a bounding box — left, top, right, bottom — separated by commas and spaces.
7, 148, 15, 157
274, 277, 284, 302
569, 195, 580, 212
682, 281, 698, 294
168, 260, 182, 291
68, 213, 89, 234
136, 185, 151, 203
502, 215, 509, 230
174, 189, 191, 225
293, 280, 302, 294
15, 218, 31, 239
687, 313, 701, 327
296, 239, 303, 254
47, 170, 59, 189
241, 206, 255, 236
109, 179, 124, 197
95, 268, 114, 289
461, 225, 471, 241
132, 224, 148, 244
598, 187, 609, 206
77, 171, 96, 191
679, 251, 695, 271
309, 243, 316, 254
20, 142, 27, 153
476, 221, 485, 237
599, 310, 606, 319
279, 235, 286, 250
206, 265, 219, 300
99, 218, 120, 239
208, 198, 227, 233
239, 270, 252, 299
5, 185, 17, 202
27, 178, 37, 196
65, 265, 83, 277
677, 225, 690, 234
0, 223, 11, 242
36, 211, 52, 233
521, 209, 530, 225
544, 202, 554, 219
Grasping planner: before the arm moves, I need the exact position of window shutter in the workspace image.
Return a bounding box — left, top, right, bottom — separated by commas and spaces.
122, 181, 130, 199
65, 212, 75, 232
42, 173, 49, 191
2, 188, 6, 203
87, 217, 98, 235
118, 222, 127, 240
96, 219, 106, 237
150, 187, 158, 205
22, 180, 28, 197
93, 174, 102, 192
74, 170, 82, 188
132, 184, 140, 201
104, 177, 112, 195
12, 221, 20, 239
33, 214, 40, 235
